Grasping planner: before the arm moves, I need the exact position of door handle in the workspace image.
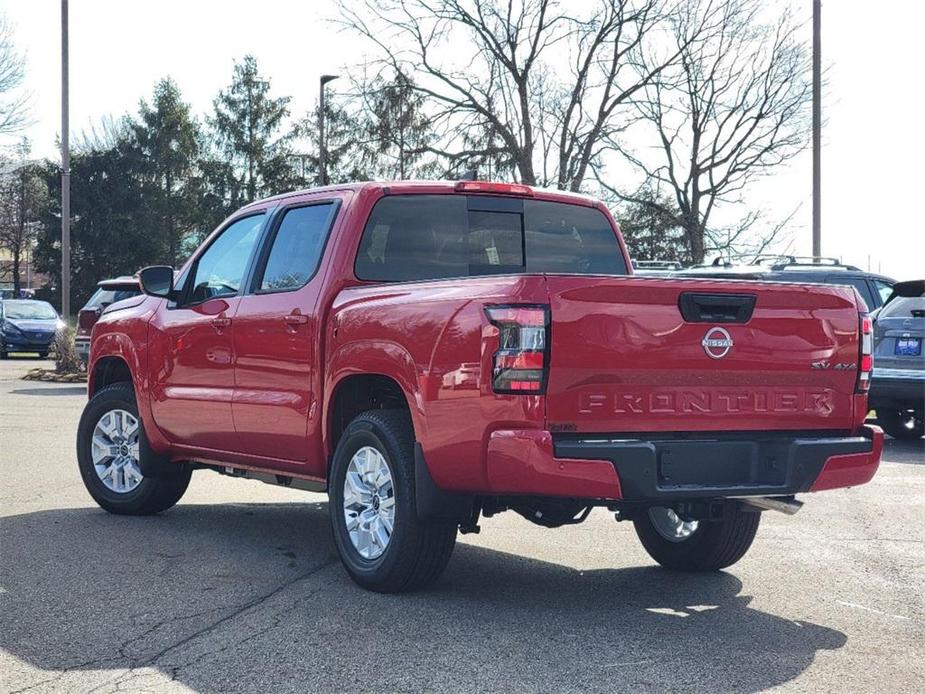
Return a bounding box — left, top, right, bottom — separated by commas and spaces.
211, 316, 232, 330
284, 313, 309, 326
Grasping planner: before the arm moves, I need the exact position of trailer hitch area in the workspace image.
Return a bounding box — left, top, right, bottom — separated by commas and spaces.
737, 496, 803, 515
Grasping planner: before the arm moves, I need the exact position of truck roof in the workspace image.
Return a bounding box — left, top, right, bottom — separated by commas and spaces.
240, 180, 603, 212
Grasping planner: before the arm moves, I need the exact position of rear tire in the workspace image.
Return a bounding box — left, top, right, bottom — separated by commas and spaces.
77, 382, 191, 515
329, 410, 457, 593
634, 504, 760, 571
878, 409, 924, 440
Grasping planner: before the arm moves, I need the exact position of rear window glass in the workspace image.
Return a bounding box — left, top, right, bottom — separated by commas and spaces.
85, 286, 140, 309
355, 195, 626, 282
880, 296, 925, 319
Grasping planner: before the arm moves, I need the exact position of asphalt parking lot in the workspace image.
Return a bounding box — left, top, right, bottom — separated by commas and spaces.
1, 357, 923, 693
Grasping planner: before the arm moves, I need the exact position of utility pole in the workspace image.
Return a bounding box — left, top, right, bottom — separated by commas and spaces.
812, 0, 821, 258
61, 0, 70, 319
318, 74, 338, 186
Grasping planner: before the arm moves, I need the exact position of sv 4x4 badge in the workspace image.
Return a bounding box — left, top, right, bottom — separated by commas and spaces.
811, 360, 857, 370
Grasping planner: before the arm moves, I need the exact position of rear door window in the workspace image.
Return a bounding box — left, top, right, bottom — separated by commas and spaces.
880, 296, 925, 319
354, 195, 626, 282
257, 203, 337, 292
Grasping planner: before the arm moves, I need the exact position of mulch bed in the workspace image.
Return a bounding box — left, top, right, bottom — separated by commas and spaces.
21, 368, 87, 383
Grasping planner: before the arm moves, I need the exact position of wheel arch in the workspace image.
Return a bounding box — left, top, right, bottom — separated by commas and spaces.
89, 356, 133, 396
86, 331, 170, 454
87, 331, 143, 397
325, 372, 415, 465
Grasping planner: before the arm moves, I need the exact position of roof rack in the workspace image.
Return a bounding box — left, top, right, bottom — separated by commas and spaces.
632, 260, 684, 270
764, 256, 862, 271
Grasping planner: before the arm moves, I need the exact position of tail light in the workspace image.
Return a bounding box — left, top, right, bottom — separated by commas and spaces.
485, 305, 549, 393
857, 314, 873, 392
455, 181, 534, 196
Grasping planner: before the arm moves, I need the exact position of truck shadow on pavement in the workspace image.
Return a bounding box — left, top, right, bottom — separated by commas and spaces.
882, 437, 925, 465
10, 386, 88, 397
1, 503, 846, 693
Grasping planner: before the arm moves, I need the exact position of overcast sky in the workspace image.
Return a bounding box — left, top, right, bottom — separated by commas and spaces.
2, 0, 921, 279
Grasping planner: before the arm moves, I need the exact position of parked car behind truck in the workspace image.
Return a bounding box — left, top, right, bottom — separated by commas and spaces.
674, 256, 895, 311
78, 180, 883, 593
0, 299, 64, 358
75, 277, 141, 363
870, 280, 925, 439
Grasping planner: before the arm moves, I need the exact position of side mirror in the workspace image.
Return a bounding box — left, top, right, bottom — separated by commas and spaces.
138, 265, 175, 299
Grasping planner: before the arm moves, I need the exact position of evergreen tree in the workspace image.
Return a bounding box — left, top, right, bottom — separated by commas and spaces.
131, 78, 202, 264
296, 96, 371, 185
209, 56, 297, 208
613, 187, 689, 264
33, 131, 163, 311
364, 73, 435, 179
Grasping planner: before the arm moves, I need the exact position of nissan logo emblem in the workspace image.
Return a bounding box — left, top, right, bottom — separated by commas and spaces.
702, 327, 734, 359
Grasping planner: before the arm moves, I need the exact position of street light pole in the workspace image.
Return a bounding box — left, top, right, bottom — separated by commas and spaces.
61, 0, 70, 319
812, 0, 821, 258
318, 74, 339, 186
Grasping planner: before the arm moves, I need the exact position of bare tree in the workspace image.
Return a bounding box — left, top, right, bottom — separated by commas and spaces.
0, 140, 46, 294
338, 0, 717, 190
598, 0, 811, 263
0, 13, 30, 139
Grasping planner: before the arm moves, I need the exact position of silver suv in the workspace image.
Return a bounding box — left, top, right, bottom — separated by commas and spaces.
870, 280, 924, 440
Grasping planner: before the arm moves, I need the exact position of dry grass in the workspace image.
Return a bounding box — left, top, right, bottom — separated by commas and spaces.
21, 328, 87, 382
53, 328, 83, 375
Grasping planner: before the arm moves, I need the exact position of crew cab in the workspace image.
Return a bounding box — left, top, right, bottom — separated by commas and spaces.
77, 181, 883, 593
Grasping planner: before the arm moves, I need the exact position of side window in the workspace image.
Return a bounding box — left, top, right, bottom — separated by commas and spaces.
188, 214, 264, 304
258, 203, 336, 292
873, 280, 894, 307
355, 196, 468, 281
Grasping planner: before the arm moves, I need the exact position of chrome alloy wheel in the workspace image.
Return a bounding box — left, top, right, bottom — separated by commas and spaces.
91, 409, 143, 493
648, 507, 700, 543
343, 445, 396, 560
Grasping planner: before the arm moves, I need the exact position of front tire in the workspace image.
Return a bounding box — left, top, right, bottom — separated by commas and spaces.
878, 409, 924, 440
329, 410, 457, 593
77, 382, 191, 515
634, 504, 760, 571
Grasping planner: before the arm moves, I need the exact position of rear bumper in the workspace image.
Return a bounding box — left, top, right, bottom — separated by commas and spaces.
75, 338, 90, 362
481, 426, 883, 501
869, 369, 925, 410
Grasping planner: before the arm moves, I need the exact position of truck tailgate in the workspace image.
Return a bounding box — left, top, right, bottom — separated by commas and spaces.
545, 276, 862, 433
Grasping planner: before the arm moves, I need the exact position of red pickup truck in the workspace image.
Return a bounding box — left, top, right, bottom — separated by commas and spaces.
77, 180, 883, 592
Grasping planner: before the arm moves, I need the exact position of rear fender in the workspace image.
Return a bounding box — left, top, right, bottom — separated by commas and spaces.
323, 340, 424, 459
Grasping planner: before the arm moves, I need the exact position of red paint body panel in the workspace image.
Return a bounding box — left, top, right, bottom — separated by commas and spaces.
545, 276, 861, 433
486, 429, 622, 498
810, 425, 884, 492
326, 274, 548, 490
86, 180, 882, 501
